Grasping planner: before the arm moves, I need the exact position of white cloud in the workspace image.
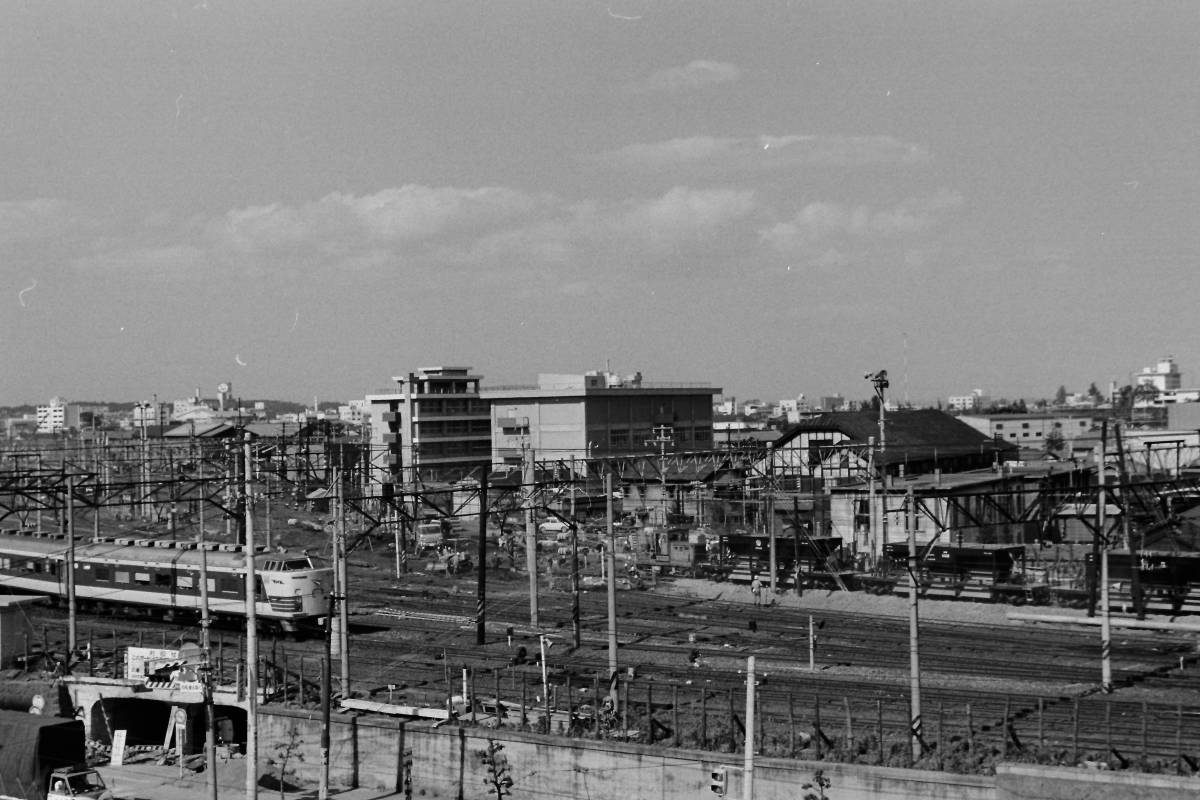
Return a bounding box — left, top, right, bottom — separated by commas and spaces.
209, 185, 551, 255
601, 134, 929, 171
760, 191, 963, 260
628, 60, 742, 93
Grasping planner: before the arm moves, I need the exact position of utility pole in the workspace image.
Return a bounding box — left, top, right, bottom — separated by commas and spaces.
523, 439, 539, 627
867, 371, 890, 558
766, 443, 776, 594
198, 462, 218, 800
605, 472, 619, 679
319, 589, 334, 800
1098, 424, 1113, 694
570, 458, 580, 650
742, 656, 756, 800
906, 487, 922, 762
1114, 424, 1142, 619
242, 433, 259, 800
476, 471, 488, 647
335, 466, 350, 701
866, 436, 877, 564
66, 475, 77, 657
646, 425, 673, 529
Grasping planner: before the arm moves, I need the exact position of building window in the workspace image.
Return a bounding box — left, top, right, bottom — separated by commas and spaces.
995, 424, 1004, 430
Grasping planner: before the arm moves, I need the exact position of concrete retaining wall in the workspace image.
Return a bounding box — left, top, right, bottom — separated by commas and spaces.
257, 707, 994, 800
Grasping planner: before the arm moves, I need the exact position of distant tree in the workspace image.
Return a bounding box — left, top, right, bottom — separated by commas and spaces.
1015, 398, 1028, 413
1054, 385, 1068, 406
1044, 428, 1065, 455
1087, 382, 1102, 402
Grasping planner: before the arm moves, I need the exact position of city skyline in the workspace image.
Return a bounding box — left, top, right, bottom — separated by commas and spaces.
3, 3, 1197, 407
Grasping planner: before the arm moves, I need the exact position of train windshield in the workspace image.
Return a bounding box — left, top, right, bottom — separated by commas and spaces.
283, 558, 317, 570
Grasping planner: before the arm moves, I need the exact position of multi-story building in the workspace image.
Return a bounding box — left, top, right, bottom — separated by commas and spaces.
958, 412, 1096, 446
35, 397, 80, 433
365, 367, 493, 491
483, 371, 721, 469
338, 400, 366, 424
947, 389, 988, 412
1136, 356, 1182, 393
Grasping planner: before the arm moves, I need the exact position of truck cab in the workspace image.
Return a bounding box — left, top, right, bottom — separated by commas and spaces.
47, 767, 112, 800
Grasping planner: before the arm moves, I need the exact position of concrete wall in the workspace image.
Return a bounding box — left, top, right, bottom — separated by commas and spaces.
256, 707, 995, 800
55, 685, 1200, 800
995, 763, 1200, 800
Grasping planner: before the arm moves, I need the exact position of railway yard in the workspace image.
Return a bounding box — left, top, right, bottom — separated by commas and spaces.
15, 522, 1200, 778
4, 436, 1200, 785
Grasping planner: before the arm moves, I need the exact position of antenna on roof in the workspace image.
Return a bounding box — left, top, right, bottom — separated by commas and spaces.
903, 332, 910, 408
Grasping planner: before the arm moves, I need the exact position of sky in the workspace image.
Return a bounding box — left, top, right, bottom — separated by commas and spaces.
2, 2, 1198, 408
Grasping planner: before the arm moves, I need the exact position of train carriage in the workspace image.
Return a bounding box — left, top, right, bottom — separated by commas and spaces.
0, 528, 330, 633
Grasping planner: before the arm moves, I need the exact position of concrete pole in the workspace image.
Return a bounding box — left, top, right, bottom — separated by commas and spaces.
906, 487, 922, 761
606, 473, 618, 678
742, 656, 755, 800
524, 444, 539, 627
243, 433, 259, 800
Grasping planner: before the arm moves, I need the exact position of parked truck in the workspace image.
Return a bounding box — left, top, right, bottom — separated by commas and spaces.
0, 711, 112, 800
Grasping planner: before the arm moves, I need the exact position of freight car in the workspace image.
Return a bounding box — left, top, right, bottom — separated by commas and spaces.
0, 529, 331, 633
1085, 549, 1200, 615
873, 543, 1044, 603
722, 534, 850, 588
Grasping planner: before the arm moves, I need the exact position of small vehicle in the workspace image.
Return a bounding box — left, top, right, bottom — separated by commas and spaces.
538, 519, 569, 534
47, 767, 113, 800
415, 521, 445, 550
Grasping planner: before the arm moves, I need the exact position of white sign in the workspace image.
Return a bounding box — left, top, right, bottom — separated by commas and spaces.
125, 647, 179, 681
110, 730, 127, 767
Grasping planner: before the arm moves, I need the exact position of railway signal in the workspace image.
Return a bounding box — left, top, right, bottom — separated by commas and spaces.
708, 765, 727, 795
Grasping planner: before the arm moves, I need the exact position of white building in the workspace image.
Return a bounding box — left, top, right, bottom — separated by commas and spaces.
1136, 356, 1182, 393
35, 397, 80, 433
958, 412, 1096, 445
947, 389, 988, 412
339, 400, 366, 424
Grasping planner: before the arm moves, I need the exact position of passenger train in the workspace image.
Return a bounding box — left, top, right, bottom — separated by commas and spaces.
0, 528, 331, 633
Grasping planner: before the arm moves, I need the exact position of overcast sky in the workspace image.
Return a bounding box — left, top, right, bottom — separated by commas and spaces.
3, 2, 1197, 407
